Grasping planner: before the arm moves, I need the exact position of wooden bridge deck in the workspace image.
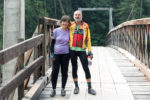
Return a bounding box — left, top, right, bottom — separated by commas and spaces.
108, 47, 150, 100
38, 47, 150, 100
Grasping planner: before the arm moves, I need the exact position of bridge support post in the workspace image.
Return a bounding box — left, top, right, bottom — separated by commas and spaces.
3, 0, 25, 99
78, 7, 114, 31
109, 8, 114, 30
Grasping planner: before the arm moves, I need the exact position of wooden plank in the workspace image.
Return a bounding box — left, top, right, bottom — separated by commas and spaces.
24, 49, 34, 89
85, 83, 102, 100
69, 84, 86, 100
0, 96, 4, 100
122, 72, 144, 77
44, 17, 59, 26
112, 45, 150, 81
24, 49, 33, 65
24, 25, 39, 65
95, 47, 118, 100
134, 94, 150, 99
90, 47, 101, 83
18, 52, 25, 100
133, 91, 150, 95
125, 77, 149, 82
130, 86, 150, 92
0, 34, 44, 66
24, 26, 39, 88
128, 82, 150, 86
115, 61, 134, 67
101, 47, 135, 100
33, 46, 40, 82
8, 44, 25, 100
42, 22, 46, 76
101, 83, 118, 100
108, 18, 150, 34
39, 87, 72, 99
39, 98, 68, 100
97, 47, 114, 83
22, 76, 47, 100
115, 84, 134, 100
0, 56, 44, 98
38, 61, 72, 100
108, 46, 150, 100
38, 82, 72, 99
119, 68, 139, 73
104, 47, 127, 83
39, 47, 139, 100
114, 59, 132, 63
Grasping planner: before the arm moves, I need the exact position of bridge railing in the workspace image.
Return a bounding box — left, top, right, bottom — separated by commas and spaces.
106, 18, 150, 68
0, 17, 59, 100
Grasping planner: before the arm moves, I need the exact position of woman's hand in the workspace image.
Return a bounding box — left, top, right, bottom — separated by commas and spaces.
88, 52, 93, 60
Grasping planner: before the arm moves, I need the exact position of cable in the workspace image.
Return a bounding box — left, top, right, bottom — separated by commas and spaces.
140, 0, 143, 17
127, 0, 137, 21
44, 0, 46, 16
54, 0, 57, 18
58, 0, 65, 15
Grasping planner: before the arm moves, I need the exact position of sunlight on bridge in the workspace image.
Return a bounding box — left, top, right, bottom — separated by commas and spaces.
38, 47, 150, 100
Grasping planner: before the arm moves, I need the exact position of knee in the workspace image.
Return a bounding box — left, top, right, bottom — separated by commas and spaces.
72, 72, 78, 78
86, 74, 91, 79
62, 72, 68, 77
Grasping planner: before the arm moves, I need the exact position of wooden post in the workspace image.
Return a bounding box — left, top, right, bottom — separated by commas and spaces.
42, 19, 46, 76
49, 25, 55, 68
47, 25, 51, 67
17, 38, 24, 100
18, 54, 24, 100
33, 20, 41, 83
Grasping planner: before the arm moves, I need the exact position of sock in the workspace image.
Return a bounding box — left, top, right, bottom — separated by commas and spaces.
88, 82, 91, 89
74, 81, 78, 87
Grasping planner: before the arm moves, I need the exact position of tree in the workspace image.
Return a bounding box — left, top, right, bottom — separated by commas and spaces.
114, 0, 147, 25
25, 0, 48, 39
1, 0, 150, 47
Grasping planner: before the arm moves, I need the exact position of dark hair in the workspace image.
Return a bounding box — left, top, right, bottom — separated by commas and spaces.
60, 15, 70, 24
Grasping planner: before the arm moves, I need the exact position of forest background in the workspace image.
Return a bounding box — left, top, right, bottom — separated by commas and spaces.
0, 0, 150, 49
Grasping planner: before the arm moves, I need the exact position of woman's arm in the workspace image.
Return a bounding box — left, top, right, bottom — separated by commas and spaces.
51, 39, 56, 53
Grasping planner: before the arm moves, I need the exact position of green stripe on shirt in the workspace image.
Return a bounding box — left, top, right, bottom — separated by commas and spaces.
70, 47, 86, 51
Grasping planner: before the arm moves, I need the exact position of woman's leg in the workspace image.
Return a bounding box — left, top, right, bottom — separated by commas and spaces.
61, 54, 70, 89
51, 54, 61, 89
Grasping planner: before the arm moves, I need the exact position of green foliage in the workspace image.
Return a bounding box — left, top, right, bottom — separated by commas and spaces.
114, 0, 140, 24
114, 0, 150, 25
0, 0, 150, 47
82, 11, 109, 46
25, 0, 49, 39
0, 0, 150, 77
141, 0, 150, 17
